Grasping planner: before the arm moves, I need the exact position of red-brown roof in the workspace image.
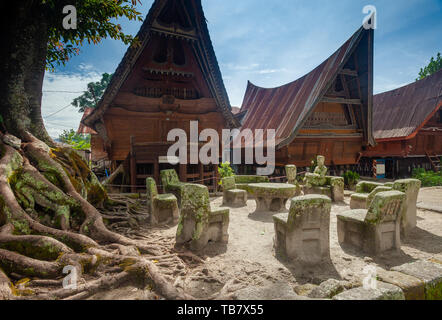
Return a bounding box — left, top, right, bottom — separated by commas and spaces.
238, 26, 374, 149
77, 108, 97, 134
373, 69, 442, 141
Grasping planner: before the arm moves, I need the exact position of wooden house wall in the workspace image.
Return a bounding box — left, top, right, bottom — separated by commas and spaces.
276, 101, 363, 167
363, 110, 442, 158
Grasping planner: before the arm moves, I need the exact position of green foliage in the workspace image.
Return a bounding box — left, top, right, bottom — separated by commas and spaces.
412, 168, 442, 187
59, 129, 91, 150
417, 53, 442, 80
343, 170, 360, 188
72, 73, 113, 112
44, 0, 143, 71
218, 162, 234, 185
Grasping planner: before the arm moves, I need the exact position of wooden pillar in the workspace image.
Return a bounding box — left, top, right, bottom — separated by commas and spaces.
199, 162, 204, 183
130, 136, 137, 193
179, 164, 187, 182
154, 160, 160, 188
212, 164, 217, 193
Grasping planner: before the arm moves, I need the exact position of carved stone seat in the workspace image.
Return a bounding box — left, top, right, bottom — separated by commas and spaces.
146, 178, 179, 226
160, 169, 187, 206
273, 195, 331, 264
392, 179, 421, 236
176, 183, 229, 251
337, 190, 406, 255
350, 181, 385, 209
222, 177, 247, 207
351, 185, 393, 210
303, 176, 344, 202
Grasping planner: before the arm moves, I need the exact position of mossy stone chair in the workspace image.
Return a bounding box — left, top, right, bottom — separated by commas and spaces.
337, 190, 406, 255
392, 179, 421, 236
350, 181, 385, 209
176, 183, 229, 251
303, 176, 344, 202
160, 169, 187, 207
351, 185, 393, 210
273, 195, 331, 264
146, 178, 179, 226
233, 175, 270, 195
222, 176, 247, 207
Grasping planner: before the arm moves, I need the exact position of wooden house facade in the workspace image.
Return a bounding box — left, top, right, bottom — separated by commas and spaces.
82, 0, 239, 191
235, 26, 375, 176
361, 69, 442, 178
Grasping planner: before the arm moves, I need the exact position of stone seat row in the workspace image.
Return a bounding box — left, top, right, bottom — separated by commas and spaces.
146, 169, 229, 251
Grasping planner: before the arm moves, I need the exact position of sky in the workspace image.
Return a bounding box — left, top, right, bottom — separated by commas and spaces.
42, 0, 442, 138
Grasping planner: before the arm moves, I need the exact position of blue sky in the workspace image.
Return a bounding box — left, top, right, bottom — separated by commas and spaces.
42, 0, 442, 137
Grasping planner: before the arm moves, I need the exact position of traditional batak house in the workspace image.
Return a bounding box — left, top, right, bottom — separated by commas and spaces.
235, 26, 375, 176
82, 0, 239, 192
361, 69, 442, 178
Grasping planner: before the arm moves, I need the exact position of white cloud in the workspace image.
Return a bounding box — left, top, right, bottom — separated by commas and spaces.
42, 70, 102, 138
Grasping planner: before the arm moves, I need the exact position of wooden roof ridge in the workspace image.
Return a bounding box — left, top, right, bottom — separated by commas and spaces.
373, 68, 442, 141
238, 26, 374, 149
82, 0, 239, 133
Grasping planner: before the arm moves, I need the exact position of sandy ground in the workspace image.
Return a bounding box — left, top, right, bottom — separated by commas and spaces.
90, 188, 442, 300
418, 187, 442, 207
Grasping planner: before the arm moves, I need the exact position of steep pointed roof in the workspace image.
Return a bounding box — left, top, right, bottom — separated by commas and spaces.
238, 26, 374, 149
373, 69, 442, 141
83, 0, 239, 131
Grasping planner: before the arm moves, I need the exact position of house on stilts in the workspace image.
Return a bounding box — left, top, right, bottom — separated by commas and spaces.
82, 0, 239, 192
234, 26, 375, 177
360, 69, 442, 178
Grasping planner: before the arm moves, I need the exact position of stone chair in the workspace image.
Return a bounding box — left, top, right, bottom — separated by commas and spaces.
350, 181, 385, 209
273, 195, 331, 264
285, 165, 302, 196
176, 183, 229, 251
303, 176, 344, 202
234, 175, 270, 195
146, 178, 179, 226
160, 169, 187, 206
337, 190, 406, 255
351, 185, 393, 210
392, 179, 421, 236
222, 176, 247, 207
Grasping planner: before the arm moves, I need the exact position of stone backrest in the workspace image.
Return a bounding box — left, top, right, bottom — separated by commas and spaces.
146, 177, 158, 212
285, 165, 297, 184
356, 181, 384, 194
392, 179, 421, 234
366, 186, 393, 206
287, 195, 332, 231
222, 176, 236, 191
177, 183, 211, 242
160, 169, 180, 189
365, 191, 406, 225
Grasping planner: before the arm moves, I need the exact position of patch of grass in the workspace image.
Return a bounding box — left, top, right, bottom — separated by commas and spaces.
412, 168, 442, 187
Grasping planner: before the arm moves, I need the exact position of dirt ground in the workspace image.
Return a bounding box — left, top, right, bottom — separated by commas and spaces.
89, 188, 442, 300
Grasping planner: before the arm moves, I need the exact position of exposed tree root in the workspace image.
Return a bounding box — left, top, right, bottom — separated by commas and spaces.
0, 132, 194, 300
0, 268, 12, 300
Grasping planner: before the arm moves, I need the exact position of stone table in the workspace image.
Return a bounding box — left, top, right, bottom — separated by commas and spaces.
249, 183, 298, 212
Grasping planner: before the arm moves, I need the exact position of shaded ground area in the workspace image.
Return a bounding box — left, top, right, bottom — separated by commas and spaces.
88, 188, 442, 300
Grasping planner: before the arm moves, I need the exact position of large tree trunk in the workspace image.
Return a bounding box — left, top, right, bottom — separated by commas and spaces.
0, 1, 52, 144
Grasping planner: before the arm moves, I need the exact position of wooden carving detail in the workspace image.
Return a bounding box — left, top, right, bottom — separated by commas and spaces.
133, 87, 199, 100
